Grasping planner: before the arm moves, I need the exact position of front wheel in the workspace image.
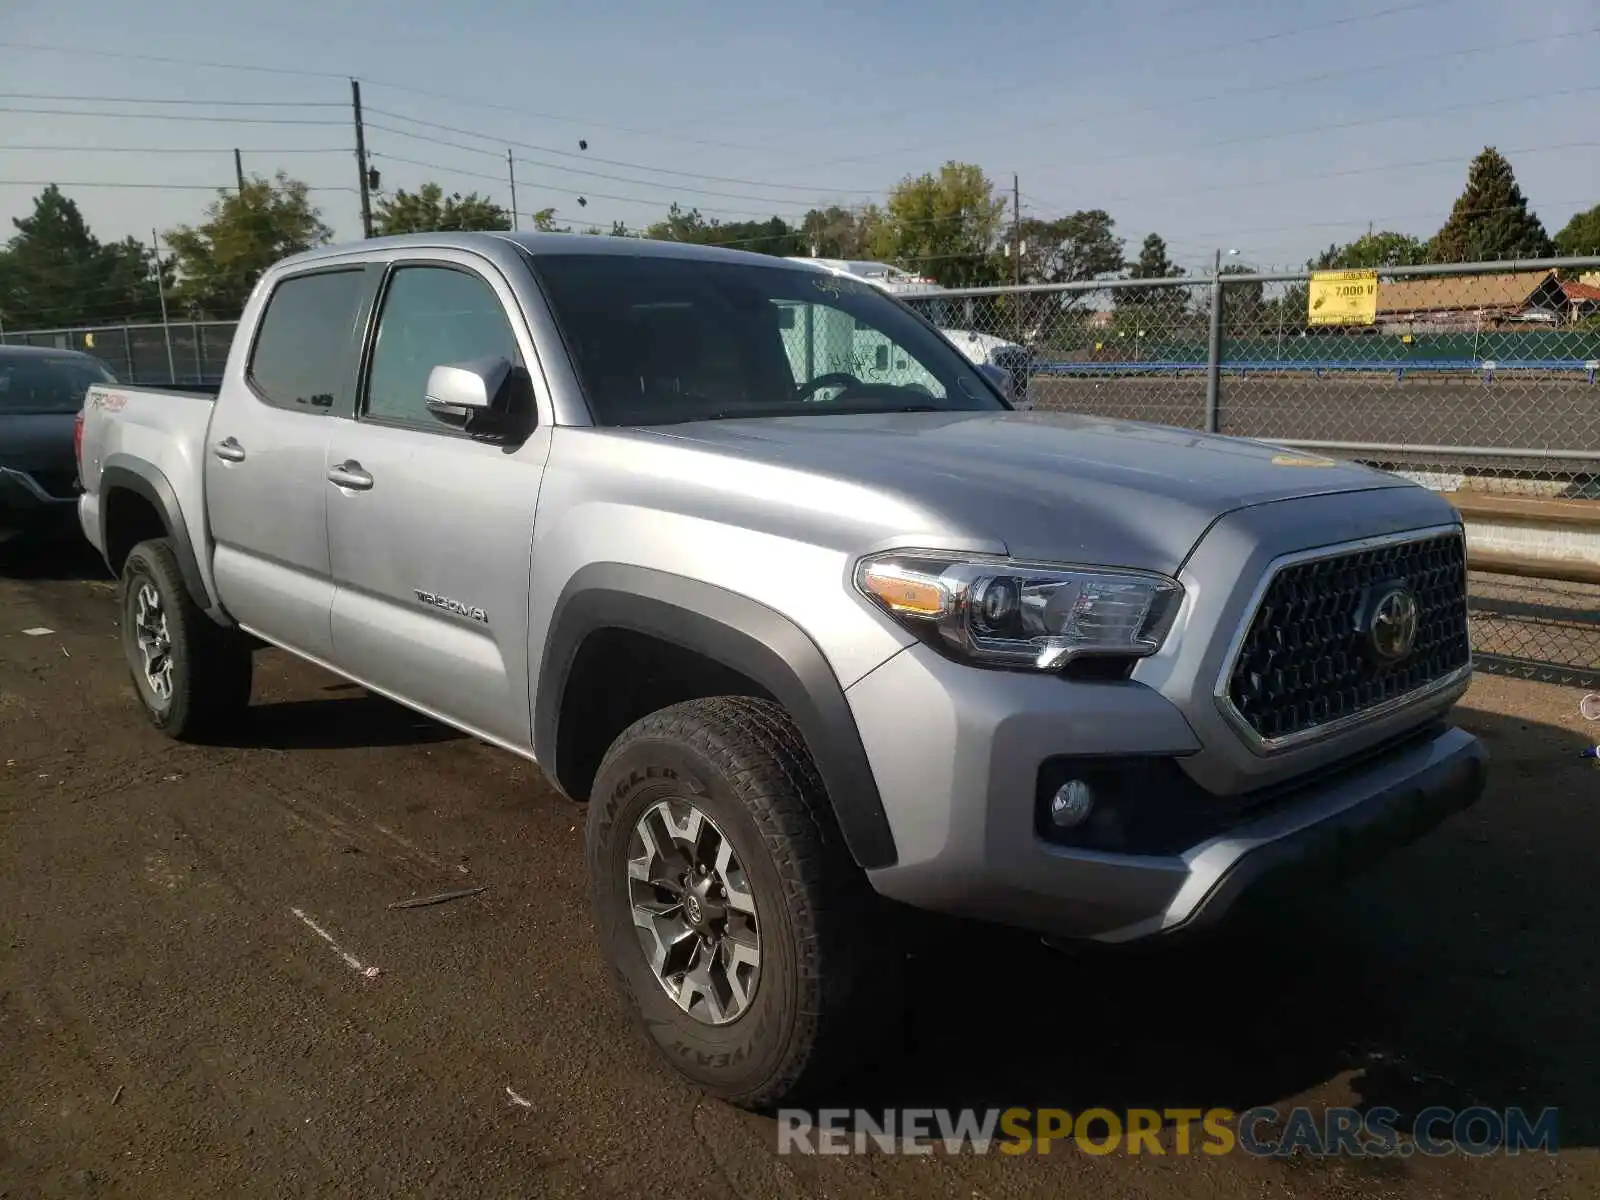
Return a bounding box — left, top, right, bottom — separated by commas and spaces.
119, 537, 252, 739
585, 696, 900, 1109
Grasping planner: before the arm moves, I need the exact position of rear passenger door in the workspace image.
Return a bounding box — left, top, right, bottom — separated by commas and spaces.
206, 266, 373, 660
324, 254, 551, 750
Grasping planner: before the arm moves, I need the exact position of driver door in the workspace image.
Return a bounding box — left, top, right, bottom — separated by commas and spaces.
324, 254, 551, 749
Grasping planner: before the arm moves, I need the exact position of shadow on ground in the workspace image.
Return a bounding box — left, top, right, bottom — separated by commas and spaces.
820, 705, 1597, 1145
0, 536, 110, 582
207, 690, 466, 751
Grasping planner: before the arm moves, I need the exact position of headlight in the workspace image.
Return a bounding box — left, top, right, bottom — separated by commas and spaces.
855, 550, 1182, 671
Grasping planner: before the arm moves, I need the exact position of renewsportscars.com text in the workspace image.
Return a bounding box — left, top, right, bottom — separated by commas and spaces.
776, 1106, 1559, 1157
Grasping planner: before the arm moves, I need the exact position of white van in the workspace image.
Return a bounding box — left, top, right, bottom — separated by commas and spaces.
782, 257, 1033, 404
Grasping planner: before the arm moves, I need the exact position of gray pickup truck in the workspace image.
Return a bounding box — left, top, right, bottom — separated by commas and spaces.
76, 231, 1488, 1108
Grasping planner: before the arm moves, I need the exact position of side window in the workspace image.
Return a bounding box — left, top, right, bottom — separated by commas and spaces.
364, 265, 519, 428
247, 269, 366, 413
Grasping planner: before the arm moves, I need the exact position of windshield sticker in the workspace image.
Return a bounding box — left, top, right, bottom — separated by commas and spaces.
812, 275, 869, 300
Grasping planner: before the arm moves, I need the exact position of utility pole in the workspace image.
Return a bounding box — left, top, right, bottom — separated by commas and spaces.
234, 148, 245, 193
151, 228, 176, 383
1012, 173, 1023, 344
351, 79, 373, 238
507, 149, 519, 231
1012, 173, 1022, 289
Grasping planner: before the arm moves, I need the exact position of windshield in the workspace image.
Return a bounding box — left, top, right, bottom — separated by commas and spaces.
0, 354, 116, 414
528, 253, 1007, 426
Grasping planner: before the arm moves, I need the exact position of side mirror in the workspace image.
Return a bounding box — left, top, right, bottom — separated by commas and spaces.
977, 362, 1013, 402
424, 356, 528, 439
425, 357, 508, 425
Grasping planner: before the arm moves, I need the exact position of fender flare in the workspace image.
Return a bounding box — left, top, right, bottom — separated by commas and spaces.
98, 459, 222, 621
534, 563, 899, 870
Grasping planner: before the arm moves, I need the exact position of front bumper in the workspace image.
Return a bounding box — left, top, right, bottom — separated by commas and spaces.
846, 642, 1487, 942
0, 467, 79, 542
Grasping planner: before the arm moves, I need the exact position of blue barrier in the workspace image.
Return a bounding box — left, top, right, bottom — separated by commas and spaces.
1034, 358, 1600, 383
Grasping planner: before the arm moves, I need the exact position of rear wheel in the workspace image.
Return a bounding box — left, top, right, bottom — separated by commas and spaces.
119, 537, 252, 739
585, 696, 901, 1109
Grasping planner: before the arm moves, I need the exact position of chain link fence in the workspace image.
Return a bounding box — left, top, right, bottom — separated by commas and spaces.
5, 261, 1595, 684
0, 320, 237, 385
900, 256, 1600, 686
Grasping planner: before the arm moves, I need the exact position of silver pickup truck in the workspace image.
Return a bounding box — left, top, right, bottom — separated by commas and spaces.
76, 231, 1488, 1109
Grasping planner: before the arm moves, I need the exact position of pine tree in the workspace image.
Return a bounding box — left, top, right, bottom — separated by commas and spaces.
1129, 233, 1181, 280
1119, 233, 1184, 309
0, 185, 169, 328
1430, 147, 1553, 263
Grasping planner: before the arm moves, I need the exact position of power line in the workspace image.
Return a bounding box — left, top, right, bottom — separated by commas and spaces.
365, 110, 883, 194
1091, 141, 1599, 206
0, 105, 346, 125
0, 179, 356, 192
789, 0, 1460, 164
0, 39, 771, 153
0, 92, 343, 107
0, 144, 350, 154
794, 21, 1597, 169
1062, 82, 1600, 171
369, 151, 817, 219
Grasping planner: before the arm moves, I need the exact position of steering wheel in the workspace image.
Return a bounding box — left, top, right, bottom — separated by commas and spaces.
792, 372, 860, 402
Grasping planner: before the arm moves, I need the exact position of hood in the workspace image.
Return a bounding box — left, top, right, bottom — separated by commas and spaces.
641, 410, 1408, 573
0, 411, 77, 473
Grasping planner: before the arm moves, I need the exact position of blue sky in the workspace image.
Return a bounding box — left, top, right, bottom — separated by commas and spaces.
1, 0, 1595, 273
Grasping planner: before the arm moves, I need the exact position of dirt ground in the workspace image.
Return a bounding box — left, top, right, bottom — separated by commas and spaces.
2, 541, 1598, 1199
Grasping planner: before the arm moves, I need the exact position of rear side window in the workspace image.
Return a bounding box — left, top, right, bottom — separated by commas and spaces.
247, 269, 365, 413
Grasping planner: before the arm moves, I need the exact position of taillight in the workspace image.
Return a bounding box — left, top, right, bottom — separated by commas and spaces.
73, 411, 85, 478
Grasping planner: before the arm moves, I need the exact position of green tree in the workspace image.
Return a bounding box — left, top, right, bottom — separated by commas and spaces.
1119, 232, 1186, 313
1430, 146, 1553, 263
373, 182, 510, 234
873, 162, 1006, 287
1553, 204, 1600, 256
1219, 262, 1264, 310
797, 205, 881, 259
645, 203, 715, 243
0, 185, 167, 328
1312, 230, 1429, 269
1014, 211, 1123, 286
166, 172, 331, 317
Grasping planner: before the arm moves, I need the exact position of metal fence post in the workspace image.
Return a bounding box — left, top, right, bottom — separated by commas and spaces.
190, 323, 202, 383
1204, 259, 1224, 434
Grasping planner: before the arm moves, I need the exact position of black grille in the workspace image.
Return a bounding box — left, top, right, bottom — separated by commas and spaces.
1226, 532, 1469, 743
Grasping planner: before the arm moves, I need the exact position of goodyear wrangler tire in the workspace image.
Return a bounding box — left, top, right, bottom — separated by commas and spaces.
585, 695, 898, 1110
119, 537, 252, 739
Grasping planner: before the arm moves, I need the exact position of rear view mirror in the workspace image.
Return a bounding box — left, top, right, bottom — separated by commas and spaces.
424, 356, 529, 439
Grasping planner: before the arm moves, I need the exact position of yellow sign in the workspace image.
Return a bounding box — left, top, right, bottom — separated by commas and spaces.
1307, 269, 1377, 326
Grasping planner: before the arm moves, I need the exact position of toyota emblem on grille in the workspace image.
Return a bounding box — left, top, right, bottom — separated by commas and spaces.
1367, 586, 1420, 663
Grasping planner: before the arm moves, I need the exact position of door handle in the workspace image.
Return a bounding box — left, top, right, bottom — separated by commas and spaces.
213, 437, 246, 463
327, 460, 374, 491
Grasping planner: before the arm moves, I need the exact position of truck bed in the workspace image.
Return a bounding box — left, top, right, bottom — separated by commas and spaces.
77, 382, 219, 588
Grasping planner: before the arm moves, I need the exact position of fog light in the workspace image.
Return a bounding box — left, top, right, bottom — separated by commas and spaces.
1049, 780, 1095, 829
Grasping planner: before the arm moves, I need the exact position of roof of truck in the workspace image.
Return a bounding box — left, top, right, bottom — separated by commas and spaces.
279, 230, 807, 271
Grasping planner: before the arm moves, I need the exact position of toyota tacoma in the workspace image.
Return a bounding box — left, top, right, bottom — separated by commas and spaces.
74, 232, 1488, 1108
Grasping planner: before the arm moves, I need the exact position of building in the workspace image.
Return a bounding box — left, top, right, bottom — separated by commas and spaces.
1372, 269, 1569, 333
1559, 279, 1600, 322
